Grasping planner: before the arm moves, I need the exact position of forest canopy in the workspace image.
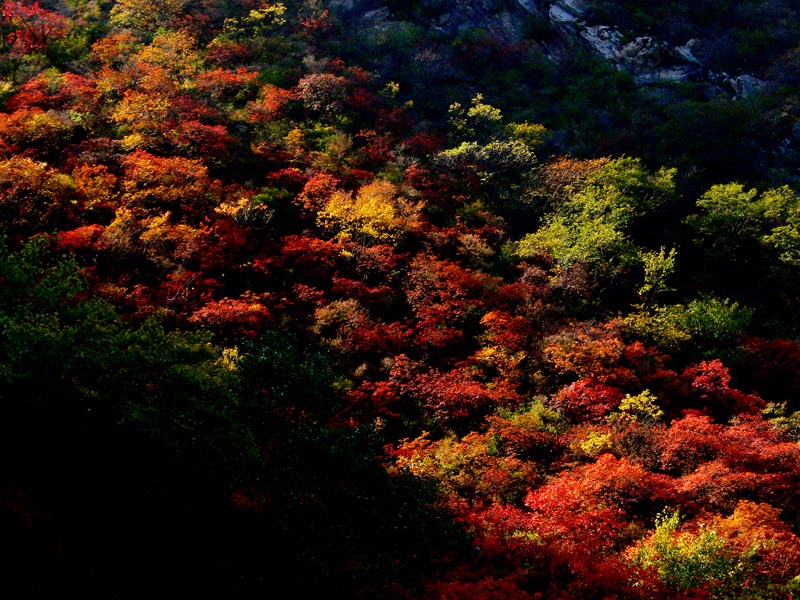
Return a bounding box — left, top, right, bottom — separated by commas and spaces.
1, 1, 799, 598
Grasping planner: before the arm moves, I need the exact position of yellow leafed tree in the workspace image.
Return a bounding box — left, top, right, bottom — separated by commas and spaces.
316, 180, 423, 244
110, 0, 185, 32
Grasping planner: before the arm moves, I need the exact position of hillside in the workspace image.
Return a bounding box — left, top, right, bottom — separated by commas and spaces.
1, 1, 799, 598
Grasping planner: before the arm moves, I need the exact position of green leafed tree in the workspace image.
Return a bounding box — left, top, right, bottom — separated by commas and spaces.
686, 182, 798, 263
0, 234, 255, 472
515, 157, 676, 278
622, 295, 753, 359
626, 505, 800, 599
638, 246, 677, 309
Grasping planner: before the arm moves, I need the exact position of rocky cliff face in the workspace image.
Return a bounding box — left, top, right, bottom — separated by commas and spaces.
550, 0, 702, 84
330, 0, 768, 99
545, 0, 766, 97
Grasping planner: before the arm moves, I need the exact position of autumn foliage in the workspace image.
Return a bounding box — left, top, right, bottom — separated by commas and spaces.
0, 1, 799, 598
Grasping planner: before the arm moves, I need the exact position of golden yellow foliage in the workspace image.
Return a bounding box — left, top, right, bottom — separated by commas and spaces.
615, 390, 664, 424
139, 211, 202, 266
72, 163, 118, 210
578, 429, 613, 457
316, 180, 424, 244
109, 0, 185, 32
136, 30, 202, 86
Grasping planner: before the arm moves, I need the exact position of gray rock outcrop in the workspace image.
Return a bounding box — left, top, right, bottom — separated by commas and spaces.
328, 0, 768, 98
544, 0, 765, 94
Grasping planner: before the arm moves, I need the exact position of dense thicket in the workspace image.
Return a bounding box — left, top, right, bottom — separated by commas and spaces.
1, 1, 799, 598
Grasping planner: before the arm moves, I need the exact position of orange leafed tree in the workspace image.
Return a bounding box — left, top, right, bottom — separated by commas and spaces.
119, 150, 220, 222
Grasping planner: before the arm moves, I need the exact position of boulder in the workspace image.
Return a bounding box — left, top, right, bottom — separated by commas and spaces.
580, 25, 623, 61
724, 74, 767, 99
